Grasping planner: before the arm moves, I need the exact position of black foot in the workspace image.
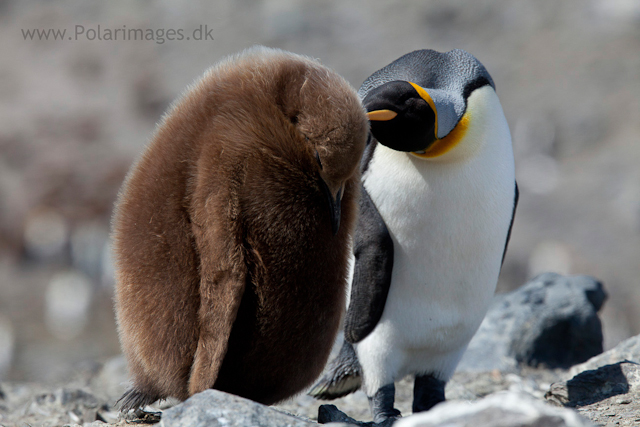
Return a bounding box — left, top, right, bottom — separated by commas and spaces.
369, 383, 401, 424
412, 374, 445, 413
309, 340, 363, 400
116, 387, 161, 413
318, 404, 397, 426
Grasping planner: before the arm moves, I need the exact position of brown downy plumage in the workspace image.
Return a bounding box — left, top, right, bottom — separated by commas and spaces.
112, 46, 368, 411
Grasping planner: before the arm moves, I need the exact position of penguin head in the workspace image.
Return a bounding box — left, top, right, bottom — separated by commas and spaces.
360, 49, 496, 159
277, 60, 368, 234
362, 80, 437, 153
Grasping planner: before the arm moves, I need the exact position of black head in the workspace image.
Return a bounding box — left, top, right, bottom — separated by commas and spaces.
362, 80, 437, 152
359, 49, 495, 155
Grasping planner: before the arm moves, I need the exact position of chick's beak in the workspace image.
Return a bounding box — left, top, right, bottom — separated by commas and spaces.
319, 178, 343, 235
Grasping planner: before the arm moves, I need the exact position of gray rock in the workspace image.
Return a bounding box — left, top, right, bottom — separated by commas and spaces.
459, 273, 606, 372
0, 386, 104, 426
567, 333, 640, 377
545, 335, 640, 427
159, 389, 316, 427
446, 368, 562, 401
546, 361, 640, 408
394, 392, 595, 427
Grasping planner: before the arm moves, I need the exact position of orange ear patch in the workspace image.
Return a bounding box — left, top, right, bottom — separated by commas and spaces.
408, 82, 438, 138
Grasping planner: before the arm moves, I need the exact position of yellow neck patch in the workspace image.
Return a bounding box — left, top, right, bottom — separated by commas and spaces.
411, 112, 470, 159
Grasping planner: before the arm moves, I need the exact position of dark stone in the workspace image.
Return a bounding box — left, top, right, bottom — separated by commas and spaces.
459, 273, 606, 372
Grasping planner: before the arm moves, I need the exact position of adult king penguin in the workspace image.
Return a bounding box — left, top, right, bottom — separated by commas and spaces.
113, 47, 368, 411
310, 49, 518, 424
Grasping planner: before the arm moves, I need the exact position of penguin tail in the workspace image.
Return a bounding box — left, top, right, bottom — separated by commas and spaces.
308, 340, 363, 400
116, 387, 160, 413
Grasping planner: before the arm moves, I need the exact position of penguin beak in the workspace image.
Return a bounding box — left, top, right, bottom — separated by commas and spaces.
367, 109, 398, 121
320, 178, 343, 235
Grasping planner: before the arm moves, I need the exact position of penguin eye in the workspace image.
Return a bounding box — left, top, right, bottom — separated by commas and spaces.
315, 151, 323, 170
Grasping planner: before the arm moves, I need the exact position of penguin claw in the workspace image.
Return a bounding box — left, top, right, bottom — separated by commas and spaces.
116, 388, 161, 413
317, 404, 399, 426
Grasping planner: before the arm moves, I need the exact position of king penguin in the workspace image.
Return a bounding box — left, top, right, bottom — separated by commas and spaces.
310, 49, 518, 424
112, 47, 368, 411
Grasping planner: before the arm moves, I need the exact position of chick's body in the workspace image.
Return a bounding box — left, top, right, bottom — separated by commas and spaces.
113, 47, 367, 410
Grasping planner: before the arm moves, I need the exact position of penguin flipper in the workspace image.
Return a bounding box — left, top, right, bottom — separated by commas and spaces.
188, 188, 248, 396
344, 185, 394, 343
188, 264, 246, 396
308, 339, 363, 400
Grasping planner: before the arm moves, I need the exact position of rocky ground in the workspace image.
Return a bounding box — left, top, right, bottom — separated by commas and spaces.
2, 273, 639, 427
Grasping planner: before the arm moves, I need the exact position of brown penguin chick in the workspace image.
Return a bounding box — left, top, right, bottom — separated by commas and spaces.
112, 46, 368, 411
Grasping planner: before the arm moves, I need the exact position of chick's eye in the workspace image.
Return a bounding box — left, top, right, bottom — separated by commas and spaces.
315, 151, 323, 170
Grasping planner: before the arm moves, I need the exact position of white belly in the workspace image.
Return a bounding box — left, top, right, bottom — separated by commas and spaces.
354, 87, 515, 393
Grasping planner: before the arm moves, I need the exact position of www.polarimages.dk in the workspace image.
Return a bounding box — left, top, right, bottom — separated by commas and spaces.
21, 24, 214, 44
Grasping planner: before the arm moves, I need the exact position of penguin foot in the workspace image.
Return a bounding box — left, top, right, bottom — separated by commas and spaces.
116, 388, 161, 413
369, 383, 401, 424
318, 404, 397, 426
412, 374, 445, 413
309, 340, 363, 400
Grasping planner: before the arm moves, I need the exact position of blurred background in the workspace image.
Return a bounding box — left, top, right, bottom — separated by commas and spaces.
0, 0, 639, 384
